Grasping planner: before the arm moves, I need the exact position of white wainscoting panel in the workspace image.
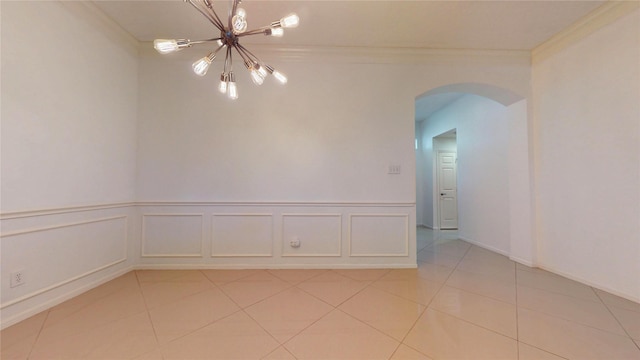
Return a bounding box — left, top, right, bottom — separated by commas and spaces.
282, 214, 342, 257
349, 214, 409, 257
211, 214, 273, 257
141, 214, 204, 257
1, 216, 128, 307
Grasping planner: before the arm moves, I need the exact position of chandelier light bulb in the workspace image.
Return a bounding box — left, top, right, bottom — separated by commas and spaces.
256, 64, 268, 78
192, 53, 216, 76
265, 64, 287, 84
273, 70, 288, 84
228, 72, 238, 99
250, 69, 265, 85
219, 73, 228, 93
245, 61, 265, 85
232, 8, 248, 34
154, 39, 191, 54
280, 13, 299, 28
228, 81, 238, 99
266, 28, 284, 37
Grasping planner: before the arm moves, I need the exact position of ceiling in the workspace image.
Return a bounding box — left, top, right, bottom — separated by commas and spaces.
94, 0, 605, 50
415, 93, 466, 122
92, 0, 606, 120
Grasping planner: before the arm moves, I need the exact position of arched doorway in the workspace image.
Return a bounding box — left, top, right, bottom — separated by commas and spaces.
414, 83, 535, 266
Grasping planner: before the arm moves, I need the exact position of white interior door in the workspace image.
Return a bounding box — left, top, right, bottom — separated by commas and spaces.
438, 151, 458, 229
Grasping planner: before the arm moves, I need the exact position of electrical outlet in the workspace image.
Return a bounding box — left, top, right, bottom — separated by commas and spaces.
290, 237, 301, 248
10, 270, 26, 288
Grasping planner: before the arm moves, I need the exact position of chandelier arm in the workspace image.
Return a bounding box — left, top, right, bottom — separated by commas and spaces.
231, 0, 239, 18
227, 0, 233, 31
196, 0, 226, 30
189, 38, 224, 45
233, 44, 252, 64
186, 0, 225, 32
226, 46, 234, 72
199, 0, 227, 31
202, 0, 226, 31
235, 27, 271, 37
212, 43, 227, 56
236, 43, 263, 64
222, 46, 229, 73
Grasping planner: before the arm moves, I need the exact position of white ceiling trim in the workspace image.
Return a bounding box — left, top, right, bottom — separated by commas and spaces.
62, 1, 139, 54
533, 1, 639, 63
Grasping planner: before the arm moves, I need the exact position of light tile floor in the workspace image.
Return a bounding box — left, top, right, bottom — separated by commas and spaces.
2, 228, 639, 359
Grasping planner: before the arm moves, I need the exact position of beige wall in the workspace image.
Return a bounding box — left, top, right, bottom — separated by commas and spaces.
1, 1, 139, 328
532, 7, 640, 301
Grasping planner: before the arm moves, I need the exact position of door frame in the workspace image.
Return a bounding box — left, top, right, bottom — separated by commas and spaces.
431, 130, 458, 230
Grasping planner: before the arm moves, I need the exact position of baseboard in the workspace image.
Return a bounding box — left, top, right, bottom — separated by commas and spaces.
458, 236, 510, 257
457, 237, 639, 304
1, 266, 134, 330
509, 255, 535, 267
134, 263, 418, 270
535, 263, 640, 305
456, 235, 534, 266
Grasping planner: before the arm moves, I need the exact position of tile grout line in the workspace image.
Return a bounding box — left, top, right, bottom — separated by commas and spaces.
260, 345, 298, 360
139, 269, 324, 358
238, 305, 286, 357
275, 277, 380, 357
138, 269, 245, 355
134, 270, 162, 350
516, 269, 605, 304
266, 269, 330, 285
516, 298, 637, 339
387, 231, 440, 358
214, 270, 334, 356
428, 306, 520, 342
326, 270, 377, 307
442, 274, 516, 304
149, 272, 246, 348
295, 272, 373, 308
389, 239, 474, 359
332, 307, 404, 357
410, 241, 522, 340
27, 271, 152, 359
592, 286, 640, 350
200, 269, 261, 285
277, 272, 403, 358
274, 300, 338, 356
214, 270, 296, 309
517, 340, 570, 360
25, 308, 51, 359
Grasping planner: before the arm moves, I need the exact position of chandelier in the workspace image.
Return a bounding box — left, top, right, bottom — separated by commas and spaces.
153, 0, 299, 100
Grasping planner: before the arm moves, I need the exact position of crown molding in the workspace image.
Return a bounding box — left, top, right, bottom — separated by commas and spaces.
60, 1, 139, 55
532, 1, 640, 64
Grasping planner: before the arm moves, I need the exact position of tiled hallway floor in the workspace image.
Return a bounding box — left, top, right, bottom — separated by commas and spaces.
2, 228, 640, 359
